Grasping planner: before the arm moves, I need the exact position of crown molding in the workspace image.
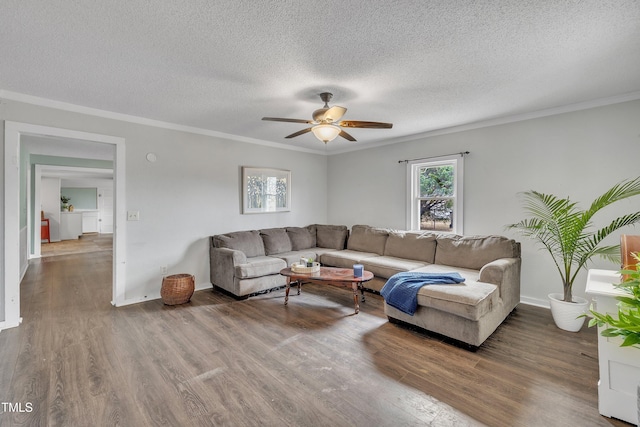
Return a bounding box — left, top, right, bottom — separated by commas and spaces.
3, 89, 639, 157
328, 90, 640, 155
0, 90, 326, 155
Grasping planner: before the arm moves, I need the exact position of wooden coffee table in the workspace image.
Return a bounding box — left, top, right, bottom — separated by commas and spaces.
280, 266, 374, 314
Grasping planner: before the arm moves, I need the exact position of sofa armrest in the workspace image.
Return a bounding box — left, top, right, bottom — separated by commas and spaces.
479, 257, 521, 306
210, 246, 247, 291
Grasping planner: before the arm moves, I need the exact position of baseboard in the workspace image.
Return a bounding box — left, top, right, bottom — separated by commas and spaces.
112, 282, 213, 307
519, 296, 550, 309
0, 318, 23, 332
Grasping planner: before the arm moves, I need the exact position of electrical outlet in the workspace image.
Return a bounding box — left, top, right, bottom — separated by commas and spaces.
160, 266, 167, 275
127, 211, 140, 221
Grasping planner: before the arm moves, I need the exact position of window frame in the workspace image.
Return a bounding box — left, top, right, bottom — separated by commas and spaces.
406, 155, 464, 234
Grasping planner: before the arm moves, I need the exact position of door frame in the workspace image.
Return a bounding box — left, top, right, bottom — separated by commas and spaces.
3, 121, 126, 330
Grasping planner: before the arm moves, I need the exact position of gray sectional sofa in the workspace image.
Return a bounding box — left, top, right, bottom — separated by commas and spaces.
210, 225, 349, 298
210, 224, 521, 347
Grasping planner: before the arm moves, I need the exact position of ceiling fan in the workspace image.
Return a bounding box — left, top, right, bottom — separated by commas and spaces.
262, 92, 393, 144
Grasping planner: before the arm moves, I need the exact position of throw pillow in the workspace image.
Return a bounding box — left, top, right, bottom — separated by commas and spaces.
347, 225, 389, 255
316, 224, 348, 250
260, 228, 292, 255
286, 227, 315, 250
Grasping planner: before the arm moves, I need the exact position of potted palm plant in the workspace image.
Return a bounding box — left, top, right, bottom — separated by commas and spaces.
507, 177, 640, 331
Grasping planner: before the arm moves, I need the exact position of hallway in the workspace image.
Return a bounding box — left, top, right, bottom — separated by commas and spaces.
40, 233, 112, 257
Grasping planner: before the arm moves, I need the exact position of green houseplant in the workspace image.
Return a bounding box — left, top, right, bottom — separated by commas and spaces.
587, 252, 640, 348
586, 253, 640, 424
507, 177, 640, 330
60, 195, 71, 211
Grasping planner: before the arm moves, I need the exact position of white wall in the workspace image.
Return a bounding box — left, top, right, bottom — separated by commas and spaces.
327, 99, 640, 306
122, 126, 327, 302
1, 99, 328, 307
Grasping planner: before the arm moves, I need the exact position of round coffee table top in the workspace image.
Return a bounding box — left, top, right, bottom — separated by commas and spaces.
280, 266, 373, 283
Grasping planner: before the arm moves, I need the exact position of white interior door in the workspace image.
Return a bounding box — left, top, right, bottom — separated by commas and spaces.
98, 187, 114, 234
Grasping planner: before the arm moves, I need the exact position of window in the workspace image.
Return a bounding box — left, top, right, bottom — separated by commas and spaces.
407, 155, 463, 233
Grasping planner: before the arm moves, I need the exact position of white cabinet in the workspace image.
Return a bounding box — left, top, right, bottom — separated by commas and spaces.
82, 211, 99, 233
60, 212, 83, 240
585, 269, 640, 425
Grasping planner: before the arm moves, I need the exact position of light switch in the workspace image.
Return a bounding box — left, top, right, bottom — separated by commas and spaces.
127, 211, 140, 221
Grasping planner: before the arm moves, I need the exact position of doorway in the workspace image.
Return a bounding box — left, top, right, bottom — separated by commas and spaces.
3, 121, 126, 330
32, 164, 114, 259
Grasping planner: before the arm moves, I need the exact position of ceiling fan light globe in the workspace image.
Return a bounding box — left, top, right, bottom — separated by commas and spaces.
312, 124, 341, 143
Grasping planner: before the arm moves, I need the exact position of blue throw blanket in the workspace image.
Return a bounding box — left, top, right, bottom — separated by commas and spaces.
380, 272, 465, 316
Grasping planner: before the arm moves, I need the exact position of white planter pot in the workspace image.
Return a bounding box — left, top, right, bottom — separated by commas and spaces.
548, 293, 589, 332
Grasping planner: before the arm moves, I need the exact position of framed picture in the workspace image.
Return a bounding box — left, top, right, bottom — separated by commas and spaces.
242, 167, 291, 214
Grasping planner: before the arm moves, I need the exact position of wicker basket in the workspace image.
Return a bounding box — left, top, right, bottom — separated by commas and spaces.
161, 273, 195, 305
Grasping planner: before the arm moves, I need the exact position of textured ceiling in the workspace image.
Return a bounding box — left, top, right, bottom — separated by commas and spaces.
2, 1, 640, 153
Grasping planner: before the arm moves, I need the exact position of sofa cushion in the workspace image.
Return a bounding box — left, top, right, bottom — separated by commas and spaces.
320, 249, 379, 269
384, 231, 437, 263
260, 228, 292, 255
270, 250, 319, 267
409, 263, 496, 320
416, 280, 498, 321
435, 235, 519, 270
315, 224, 348, 250
313, 247, 341, 259
360, 256, 429, 279
411, 263, 480, 282
235, 256, 287, 279
213, 230, 265, 258
347, 225, 389, 255
286, 227, 315, 250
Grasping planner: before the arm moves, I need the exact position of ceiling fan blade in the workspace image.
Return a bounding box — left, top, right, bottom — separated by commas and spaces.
338, 120, 393, 129
323, 106, 347, 122
262, 117, 314, 124
285, 127, 313, 139
339, 130, 357, 142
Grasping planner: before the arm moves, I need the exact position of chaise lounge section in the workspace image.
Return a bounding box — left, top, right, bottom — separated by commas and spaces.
322, 225, 521, 347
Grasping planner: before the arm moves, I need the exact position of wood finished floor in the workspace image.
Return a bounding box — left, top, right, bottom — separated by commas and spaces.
0, 251, 631, 426
40, 233, 112, 257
